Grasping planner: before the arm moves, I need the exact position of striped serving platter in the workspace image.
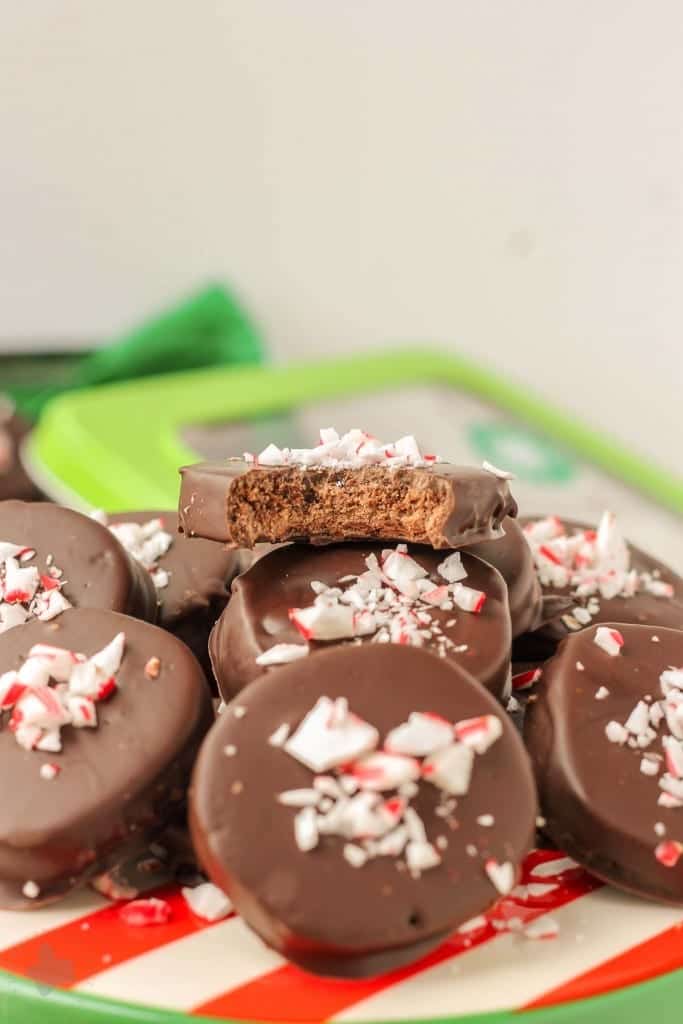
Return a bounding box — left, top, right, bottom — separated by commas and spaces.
1, 849, 681, 1023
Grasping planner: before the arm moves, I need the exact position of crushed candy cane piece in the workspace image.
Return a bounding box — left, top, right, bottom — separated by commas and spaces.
530, 856, 580, 878
482, 461, 515, 480
594, 626, 624, 656
512, 668, 541, 691
405, 840, 441, 875
347, 752, 420, 791
437, 552, 468, 584
268, 723, 290, 747
39, 763, 60, 781
605, 721, 629, 745
245, 429, 443, 470
655, 840, 683, 868
119, 897, 172, 926
485, 859, 515, 895
384, 711, 454, 756
22, 881, 40, 899
285, 696, 378, 772
181, 883, 232, 921
289, 602, 355, 641
451, 583, 486, 614
524, 916, 560, 940
422, 743, 474, 795
595, 686, 610, 700
454, 715, 503, 754
294, 806, 319, 852
256, 644, 309, 666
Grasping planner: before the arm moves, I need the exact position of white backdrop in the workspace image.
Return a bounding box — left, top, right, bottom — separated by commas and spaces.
1, 2, 682, 471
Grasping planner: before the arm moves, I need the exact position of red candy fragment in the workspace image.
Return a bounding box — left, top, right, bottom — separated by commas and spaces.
655, 840, 683, 868
119, 897, 173, 926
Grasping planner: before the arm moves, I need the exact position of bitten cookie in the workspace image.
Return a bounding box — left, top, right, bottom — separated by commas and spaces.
179, 429, 516, 550
191, 644, 537, 977
525, 623, 683, 904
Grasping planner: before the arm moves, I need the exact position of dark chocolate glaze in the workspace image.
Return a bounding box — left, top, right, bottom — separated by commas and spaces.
0, 608, 214, 908
0, 501, 158, 624
107, 510, 238, 680
191, 644, 537, 977
466, 517, 543, 639
516, 516, 683, 660
524, 624, 683, 904
210, 543, 512, 702
0, 407, 40, 502
178, 461, 517, 550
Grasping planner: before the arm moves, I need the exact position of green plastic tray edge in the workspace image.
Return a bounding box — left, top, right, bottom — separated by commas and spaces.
1, 964, 682, 1024
27, 348, 683, 514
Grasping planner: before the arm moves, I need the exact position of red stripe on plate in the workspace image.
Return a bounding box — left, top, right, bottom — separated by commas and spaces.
193, 852, 598, 1022
0, 887, 229, 987
524, 922, 683, 1009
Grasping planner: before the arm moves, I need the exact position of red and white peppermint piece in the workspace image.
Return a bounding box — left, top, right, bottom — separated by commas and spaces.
655, 840, 683, 868
284, 696, 379, 773
66, 695, 98, 728
437, 551, 468, 584
0, 671, 24, 709
33, 589, 72, 621
40, 763, 60, 780
289, 601, 355, 641
256, 643, 309, 667
12, 685, 70, 731
661, 668, 683, 694
594, 626, 624, 656
2, 558, 39, 604
384, 711, 454, 757
454, 714, 503, 754
512, 668, 542, 691
0, 542, 28, 562
347, 752, 420, 791
27, 644, 81, 682
181, 883, 232, 921
422, 743, 474, 795
485, 859, 515, 895
624, 701, 650, 736
0, 602, 29, 632
663, 736, 683, 780
381, 548, 428, 597
119, 897, 173, 926
451, 583, 486, 614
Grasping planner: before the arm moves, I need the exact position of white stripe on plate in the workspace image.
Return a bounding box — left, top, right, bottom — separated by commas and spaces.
76, 914, 282, 1010
0, 890, 107, 952
334, 889, 683, 1021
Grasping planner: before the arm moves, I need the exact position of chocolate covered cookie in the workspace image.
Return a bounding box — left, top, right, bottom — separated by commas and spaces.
209, 542, 512, 702
517, 513, 683, 658
0, 607, 213, 908
525, 623, 683, 904
466, 517, 543, 639
191, 644, 537, 977
103, 510, 238, 679
179, 429, 516, 549
0, 501, 158, 633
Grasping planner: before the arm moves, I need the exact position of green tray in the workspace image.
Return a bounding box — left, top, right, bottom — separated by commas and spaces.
5, 349, 681, 1024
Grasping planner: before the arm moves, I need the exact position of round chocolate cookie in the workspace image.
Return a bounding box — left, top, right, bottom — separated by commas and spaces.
516, 515, 683, 659
106, 510, 239, 680
191, 644, 537, 977
0, 607, 213, 908
210, 543, 512, 702
525, 623, 683, 904
466, 517, 543, 639
0, 400, 40, 502
0, 501, 158, 632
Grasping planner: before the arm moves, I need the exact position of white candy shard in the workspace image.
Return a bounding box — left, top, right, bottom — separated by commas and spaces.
405, 840, 441, 875
423, 743, 474, 795
289, 601, 355, 640
454, 715, 503, 754
181, 883, 232, 922
485, 859, 515, 895
437, 551, 468, 583
293, 806, 319, 852
256, 644, 309, 666
285, 696, 379, 773
530, 856, 580, 878
594, 626, 624, 656
384, 711, 453, 757
347, 751, 420, 791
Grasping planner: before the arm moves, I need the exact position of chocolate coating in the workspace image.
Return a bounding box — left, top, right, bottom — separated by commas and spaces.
466, 517, 543, 639
516, 516, 683, 659
0, 501, 158, 624
191, 644, 537, 976
107, 510, 238, 679
178, 461, 517, 549
0, 608, 213, 908
524, 624, 683, 904
210, 543, 512, 702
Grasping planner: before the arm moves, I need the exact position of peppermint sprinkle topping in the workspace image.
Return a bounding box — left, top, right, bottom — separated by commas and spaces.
22, 881, 40, 899
485, 859, 515, 895
523, 512, 675, 626
0, 545, 71, 632
278, 697, 504, 876
181, 883, 232, 922
285, 544, 487, 658
104, 516, 174, 591
594, 626, 624, 657
244, 428, 442, 470
0, 634, 125, 754
595, 686, 610, 700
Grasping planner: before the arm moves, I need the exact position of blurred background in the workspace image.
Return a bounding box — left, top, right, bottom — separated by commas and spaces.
1, 1, 682, 475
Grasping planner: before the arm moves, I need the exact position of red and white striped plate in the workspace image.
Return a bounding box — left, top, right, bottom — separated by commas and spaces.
1, 849, 681, 1021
